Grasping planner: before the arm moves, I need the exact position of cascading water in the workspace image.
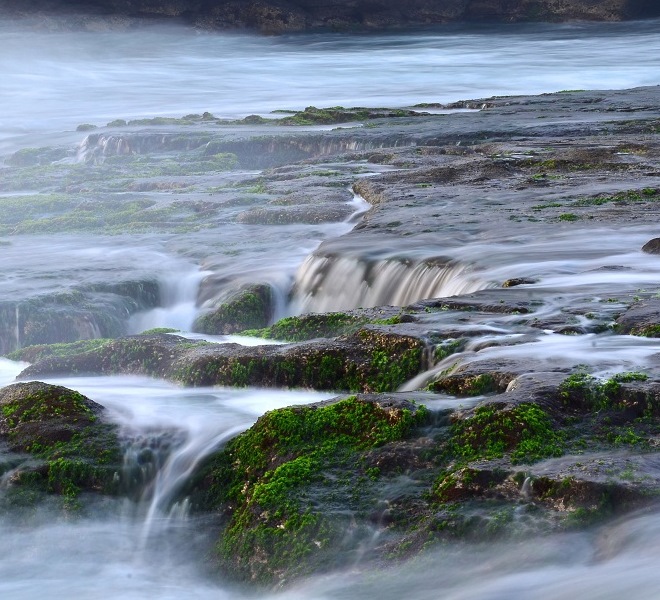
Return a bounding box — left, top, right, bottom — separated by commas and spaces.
129, 268, 211, 334
0, 364, 335, 599
291, 254, 492, 313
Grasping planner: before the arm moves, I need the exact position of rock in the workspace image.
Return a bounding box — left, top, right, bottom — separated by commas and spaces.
427, 358, 542, 396
189, 370, 660, 585
0, 382, 122, 503
196, 394, 430, 583
642, 237, 660, 254
0, 382, 103, 451
19, 328, 426, 393
502, 277, 537, 287
0, 280, 160, 354
615, 299, 660, 337
193, 284, 273, 335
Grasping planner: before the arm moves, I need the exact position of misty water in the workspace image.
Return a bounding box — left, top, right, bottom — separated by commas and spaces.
2, 15, 660, 599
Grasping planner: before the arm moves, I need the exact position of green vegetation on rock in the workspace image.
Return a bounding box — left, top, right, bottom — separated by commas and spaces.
6, 339, 112, 363
194, 285, 273, 335
448, 403, 564, 464
204, 396, 429, 583
559, 371, 649, 411
241, 312, 368, 341
0, 382, 122, 507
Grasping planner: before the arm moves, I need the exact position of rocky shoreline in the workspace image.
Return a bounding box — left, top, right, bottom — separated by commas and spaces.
2, 0, 659, 32
2, 85, 660, 585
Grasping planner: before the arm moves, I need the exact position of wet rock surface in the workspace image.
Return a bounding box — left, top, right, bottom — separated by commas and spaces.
5, 85, 660, 584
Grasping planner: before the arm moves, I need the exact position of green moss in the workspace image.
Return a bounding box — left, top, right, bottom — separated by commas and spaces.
428, 372, 499, 396
207, 396, 429, 582
559, 371, 649, 410
434, 339, 466, 362
573, 188, 660, 207
240, 312, 366, 342
1, 387, 95, 426
139, 327, 180, 335
631, 324, 660, 338
558, 213, 579, 222
6, 339, 112, 362
449, 403, 564, 464
194, 285, 272, 335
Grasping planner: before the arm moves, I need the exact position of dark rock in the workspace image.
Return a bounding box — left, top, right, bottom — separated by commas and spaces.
615, 299, 660, 337
5, 0, 660, 33
642, 237, 660, 254
0, 382, 103, 451
502, 277, 537, 288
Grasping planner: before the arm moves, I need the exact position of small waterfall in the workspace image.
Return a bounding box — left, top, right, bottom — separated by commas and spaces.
138, 423, 246, 543
291, 254, 492, 313
129, 269, 209, 333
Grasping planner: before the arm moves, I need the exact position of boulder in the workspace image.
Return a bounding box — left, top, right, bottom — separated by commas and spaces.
0, 382, 122, 503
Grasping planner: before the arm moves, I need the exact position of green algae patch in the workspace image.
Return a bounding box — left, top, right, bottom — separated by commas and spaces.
6, 339, 112, 363
241, 312, 368, 342
559, 371, 649, 411
630, 324, 660, 338
428, 370, 514, 397
0, 382, 122, 506
448, 403, 564, 464
206, 396, 429, 583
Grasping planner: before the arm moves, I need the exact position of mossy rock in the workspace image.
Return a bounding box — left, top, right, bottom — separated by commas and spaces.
0, 382, 122, 503
201, 395, 430, 584
20, 329, 425, 393
615, 299, 660, 337
6, 338, 112, 363
240, 308, 405, 342
193, 284, 273, 335
447, 401, 565, 464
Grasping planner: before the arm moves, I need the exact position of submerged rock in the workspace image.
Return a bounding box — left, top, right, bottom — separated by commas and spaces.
642, 237, 660, 254
187, 369, 660, 586
0, 280, 160, 354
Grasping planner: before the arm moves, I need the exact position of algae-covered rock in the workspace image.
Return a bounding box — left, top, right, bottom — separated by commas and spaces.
19, 328, 426, 393
240, 306, 403, 342
200, 395, 430, 584
193, 284, 273, 335
615, 299, 660, 337
0, 382, 122, 504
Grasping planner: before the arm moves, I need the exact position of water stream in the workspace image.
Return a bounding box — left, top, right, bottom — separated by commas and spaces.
2, 15, 660, 599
